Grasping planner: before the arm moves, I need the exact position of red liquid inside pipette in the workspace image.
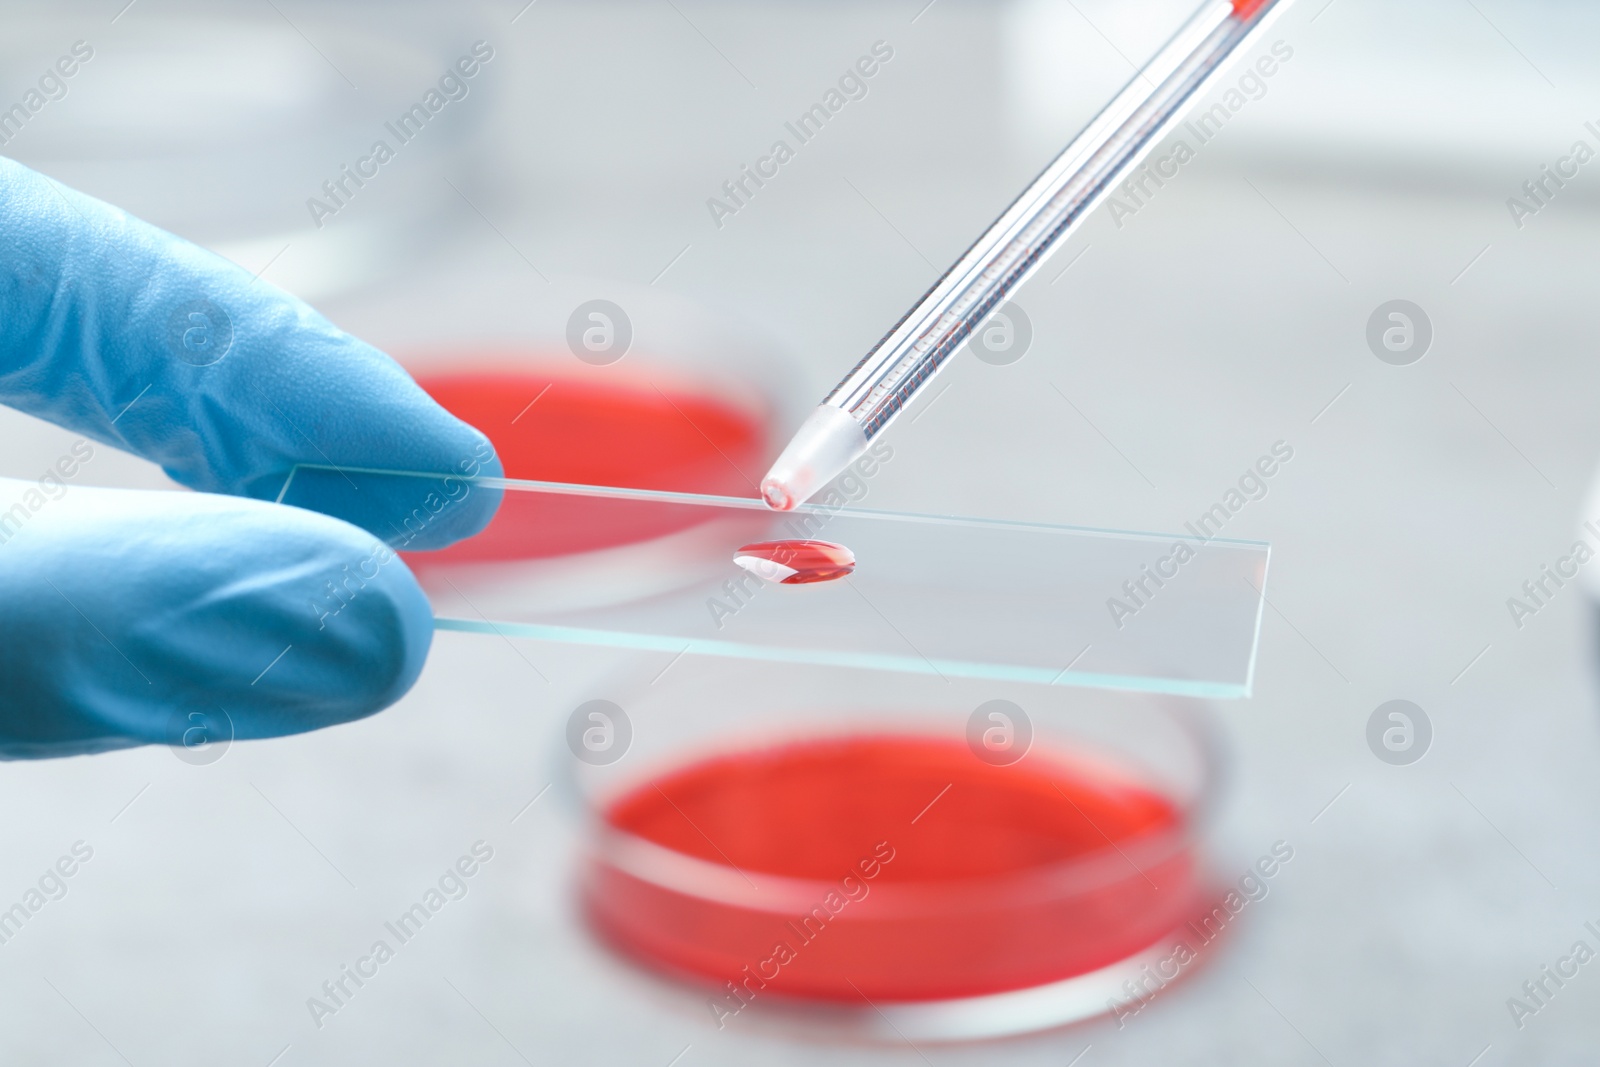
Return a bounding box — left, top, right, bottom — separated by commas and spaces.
586, 735, 1205, 1003
410, 367, 770, 563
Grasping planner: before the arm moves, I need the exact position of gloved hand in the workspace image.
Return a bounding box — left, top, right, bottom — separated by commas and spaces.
0, 157, 502, 758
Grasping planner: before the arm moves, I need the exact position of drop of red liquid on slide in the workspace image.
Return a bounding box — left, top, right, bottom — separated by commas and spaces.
584, 735, 1205, 1003
733, 539, 855, 585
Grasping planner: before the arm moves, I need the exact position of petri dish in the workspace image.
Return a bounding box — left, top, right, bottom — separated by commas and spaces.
398, 357, 780, 612
367, 285, 811, 612
564, 665, 1227, 1040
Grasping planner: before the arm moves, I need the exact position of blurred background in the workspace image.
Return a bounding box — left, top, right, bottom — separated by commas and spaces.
3, 0, 1600, 1061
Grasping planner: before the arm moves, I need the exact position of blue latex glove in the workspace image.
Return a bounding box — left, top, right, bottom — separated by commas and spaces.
0, 157, 502, 758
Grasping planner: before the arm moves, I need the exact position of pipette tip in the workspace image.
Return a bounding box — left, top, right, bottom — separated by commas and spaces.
760, 479, 797, 511
758, 405, 869, 512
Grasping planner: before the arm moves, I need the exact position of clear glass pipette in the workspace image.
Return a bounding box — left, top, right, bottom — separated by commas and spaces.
760, 0, 1289, 511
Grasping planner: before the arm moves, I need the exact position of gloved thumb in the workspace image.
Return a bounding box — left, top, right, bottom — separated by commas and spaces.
0, 476, 432, 758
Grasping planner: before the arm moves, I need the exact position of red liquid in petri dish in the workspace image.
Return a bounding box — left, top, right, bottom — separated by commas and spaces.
584, 734, 1207, 1004
410, 366, 772, 564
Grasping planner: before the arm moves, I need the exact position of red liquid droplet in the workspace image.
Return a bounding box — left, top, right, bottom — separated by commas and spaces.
733, 539, 855, 585
409, 365, 772, 563
584, 735, 1206, 1003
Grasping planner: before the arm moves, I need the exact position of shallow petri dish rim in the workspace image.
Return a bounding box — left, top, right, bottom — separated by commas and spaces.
576, 695, 1227, 917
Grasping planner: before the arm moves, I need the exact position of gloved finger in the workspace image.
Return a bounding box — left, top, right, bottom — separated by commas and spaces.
0, 477, 433, 758
0, 156, 500, 550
